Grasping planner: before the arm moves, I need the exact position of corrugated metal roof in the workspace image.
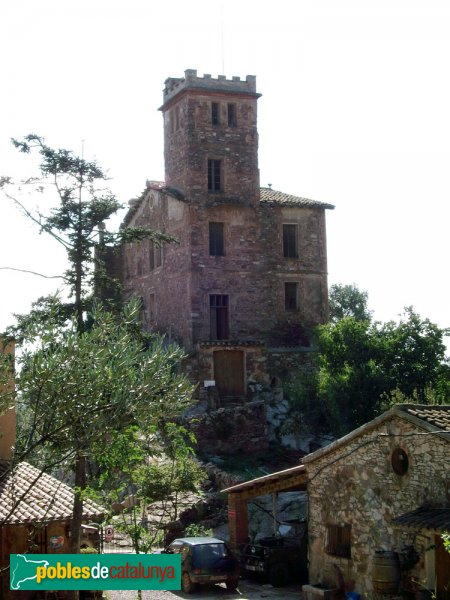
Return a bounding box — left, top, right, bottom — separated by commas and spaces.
0, 462, 104, 524
260, 187, 335, 210
392, 506, 450, 532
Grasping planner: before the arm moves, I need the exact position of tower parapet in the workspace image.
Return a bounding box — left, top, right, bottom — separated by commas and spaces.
161, 69, 259, 110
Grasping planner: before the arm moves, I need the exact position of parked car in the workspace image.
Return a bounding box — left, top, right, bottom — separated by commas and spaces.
164, 536, 240, 594
242, 522, 308, 587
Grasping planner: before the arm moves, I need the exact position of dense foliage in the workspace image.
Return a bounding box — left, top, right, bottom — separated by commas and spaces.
0, 135, 194, 565
286, 290, 449, 437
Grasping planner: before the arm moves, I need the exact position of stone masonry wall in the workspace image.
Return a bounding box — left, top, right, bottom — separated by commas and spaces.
123, 188, 194, 348
162, 72, 260, 204
123, 189, 328, 351
306, 416, 450, 595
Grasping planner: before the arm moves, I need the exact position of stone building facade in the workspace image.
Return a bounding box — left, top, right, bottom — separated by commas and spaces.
120, 70, 334, 452
304, 404, 450, 597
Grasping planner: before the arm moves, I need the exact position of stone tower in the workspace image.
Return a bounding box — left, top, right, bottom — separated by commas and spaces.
119, 70, 334, 455
160, 69, 261, 204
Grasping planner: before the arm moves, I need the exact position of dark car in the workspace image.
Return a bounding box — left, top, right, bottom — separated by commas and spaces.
243, 522, 308, 587
164, 536, 240, 594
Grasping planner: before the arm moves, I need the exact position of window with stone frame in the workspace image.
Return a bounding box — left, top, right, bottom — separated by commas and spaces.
210, 294, 229, 340
227, 103, 237, 127
283, 223, 298, 258
208, 159, 222, 192
149, 240, 163, 270
326, 524, 351, 558
211, 102, 220, 126
285, 282, 299, 311
209, 222, 225, 256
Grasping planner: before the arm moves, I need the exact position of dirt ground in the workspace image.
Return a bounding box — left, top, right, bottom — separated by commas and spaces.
104, 578, 302, 599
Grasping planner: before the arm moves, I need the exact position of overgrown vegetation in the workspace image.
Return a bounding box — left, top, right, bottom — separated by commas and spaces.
285, 285, 450, 437
0, 135, 199, 579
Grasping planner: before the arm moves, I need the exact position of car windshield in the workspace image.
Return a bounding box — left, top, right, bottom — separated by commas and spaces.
191, 543, 229, 568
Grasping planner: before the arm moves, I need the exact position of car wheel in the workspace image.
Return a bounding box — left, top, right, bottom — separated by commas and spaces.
226, 578, 239, 591
181, 572, 195, 594
269, 562, 290, 587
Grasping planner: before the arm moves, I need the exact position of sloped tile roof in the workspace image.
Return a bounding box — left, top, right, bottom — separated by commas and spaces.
0, 462, 104, 524
396, 404, 450, 432
260, 187, 335, 210
392, 506, 450, 532
303, 404, 450, 465
123, 183, 334, 226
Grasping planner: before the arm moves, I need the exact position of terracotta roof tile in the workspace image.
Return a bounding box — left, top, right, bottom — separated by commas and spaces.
259, 187, 334, 210
397, 405, 450, 432
0, 462, 104, 524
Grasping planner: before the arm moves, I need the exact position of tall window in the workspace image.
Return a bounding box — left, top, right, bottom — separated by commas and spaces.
211, 102, 220, 125
149, 241, 162, 270
208, 159, 222, 191
285, 282, 299, 311
210, 295, 229, 340
227, 103, 237, 127
326, 524, 351, 558
148, 293, 155, 324
283, 224, 298, 258
209, 222, 224, 256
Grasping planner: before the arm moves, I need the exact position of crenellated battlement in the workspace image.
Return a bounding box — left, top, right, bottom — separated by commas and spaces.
161, 69, 259, 109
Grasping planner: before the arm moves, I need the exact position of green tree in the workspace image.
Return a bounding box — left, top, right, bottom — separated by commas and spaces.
328, 283, 372, 323
286, 308, 449, 437
13, 301, 193, 550
0, 134, 180, 557
90, 424, 205, 600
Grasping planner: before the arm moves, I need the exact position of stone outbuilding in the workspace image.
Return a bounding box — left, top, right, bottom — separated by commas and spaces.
115, 70, 334, 453
305, 404, 450, 599
223, 404, 450, 599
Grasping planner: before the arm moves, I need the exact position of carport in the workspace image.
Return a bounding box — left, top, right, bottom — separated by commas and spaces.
222, 464, 308, 550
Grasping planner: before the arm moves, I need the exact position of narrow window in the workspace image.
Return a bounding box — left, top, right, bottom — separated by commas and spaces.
326, 524, 351, 558
149, 293, 155, 324
227, 103, 237, 127
149, 241, 162, 270
154, 242, 162, 268
210, 295, 229, 340
149, 241, 154, 270
175, 106, 180, 130
283, 224, 298, 258
208, 159, 222, 191
285, 282, 299, 311
209, 222, 224, 256
211, 102, 220, 125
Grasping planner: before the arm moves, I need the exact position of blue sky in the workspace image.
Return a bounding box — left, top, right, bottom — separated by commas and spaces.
1, 0, 449, 344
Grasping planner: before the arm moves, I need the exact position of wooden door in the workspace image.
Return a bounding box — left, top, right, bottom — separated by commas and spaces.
213, 350, 245, 399
436, 534, 450, 600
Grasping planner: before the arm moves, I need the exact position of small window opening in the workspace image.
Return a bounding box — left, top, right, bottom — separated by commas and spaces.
285, 282, 299, 311
392, 448, 409, 476
227, 103, 237, 127
326, 524, 351, 558
149, 241, 162, 270
208, 159, 222, 191
211, 102, 220, 126
209, 222, 224, 256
